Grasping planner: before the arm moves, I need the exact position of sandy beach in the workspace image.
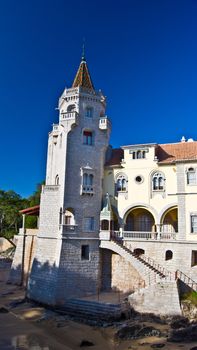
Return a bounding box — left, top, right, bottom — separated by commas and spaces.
1, 259, 197, 350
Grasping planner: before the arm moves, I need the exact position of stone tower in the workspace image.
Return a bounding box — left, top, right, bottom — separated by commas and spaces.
27, 52, 111, 305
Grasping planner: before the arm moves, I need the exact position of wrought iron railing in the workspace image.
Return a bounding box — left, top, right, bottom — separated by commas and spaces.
176, 270, 197, 291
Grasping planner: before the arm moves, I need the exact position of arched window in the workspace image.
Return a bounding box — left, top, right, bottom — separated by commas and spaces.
83, 173, 93, 186
55, 175, 59, 185
82, 173, 94, 194
137, 150, 142, 159
152, 172, 165, 191
64, 209, 76, 232
85, 107, 93, 118
67, 104, 75, 112
116, 174, 127, 193
165, 250, 173, 261
187, 167, 197, 185
83, 130, 93, 145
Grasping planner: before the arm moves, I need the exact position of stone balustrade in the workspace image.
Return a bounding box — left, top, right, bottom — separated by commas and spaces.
99, 230, 177, 241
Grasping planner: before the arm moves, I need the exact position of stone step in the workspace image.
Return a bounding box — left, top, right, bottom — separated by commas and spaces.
58, 298, 123, 320
64, 298, 121, 308
62, 305, 121, 317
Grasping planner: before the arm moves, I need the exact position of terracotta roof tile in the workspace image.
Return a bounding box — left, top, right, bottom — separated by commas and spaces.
106, 142, 197, 166
20, 205, 40, 216
105, 148, 124, 166
156, 142, 197, 164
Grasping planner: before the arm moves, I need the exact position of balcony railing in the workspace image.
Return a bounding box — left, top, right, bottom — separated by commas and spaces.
81, 185, 94, 195
62, 224, 78, 235
99, 230, 177, 241
60, 111, 79, 124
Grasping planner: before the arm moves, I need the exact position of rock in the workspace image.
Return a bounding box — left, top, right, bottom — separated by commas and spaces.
151, 344, 165, 348
182, 301, 197, 320
137, 326, 161, 338
168, 324, 197, 342
115, 323, 161, 340
80, 340, 94, 347
115, 324, 141, 339
170, 316, 189, 329
190, 347, 197, 350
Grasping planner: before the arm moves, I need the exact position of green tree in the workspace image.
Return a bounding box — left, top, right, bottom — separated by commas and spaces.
0, 190, 27, 241
25, 182, 43, 229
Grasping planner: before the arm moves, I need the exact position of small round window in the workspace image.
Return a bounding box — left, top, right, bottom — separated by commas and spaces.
135, 175, 143, 184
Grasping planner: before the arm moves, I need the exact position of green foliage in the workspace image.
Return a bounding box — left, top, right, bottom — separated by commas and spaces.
0, 182, 43, 237
0, 189, 27, 238
182, 291, 197, 306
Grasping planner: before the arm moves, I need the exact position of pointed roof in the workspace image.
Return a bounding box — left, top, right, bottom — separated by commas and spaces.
72, 51, 95, 91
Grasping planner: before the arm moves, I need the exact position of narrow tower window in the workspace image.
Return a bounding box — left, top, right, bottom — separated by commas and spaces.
81, 245, 90, 260
85, 107, 93, 118
55, 175, 59, 185
83, 217, 94, 231
83, 130, 93, 145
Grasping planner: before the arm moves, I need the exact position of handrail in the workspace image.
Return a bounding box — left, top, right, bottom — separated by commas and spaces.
176, 269, 197, 291
139, 254, 175, 280
112, 237, 174, 280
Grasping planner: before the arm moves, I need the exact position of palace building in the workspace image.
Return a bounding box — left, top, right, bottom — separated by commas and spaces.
9, 53, 197, 315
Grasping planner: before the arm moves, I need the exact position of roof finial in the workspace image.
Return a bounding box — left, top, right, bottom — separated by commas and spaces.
82, 38, 86, 62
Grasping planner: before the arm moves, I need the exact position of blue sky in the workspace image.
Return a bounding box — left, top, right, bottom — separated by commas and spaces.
0, 0, 197, 197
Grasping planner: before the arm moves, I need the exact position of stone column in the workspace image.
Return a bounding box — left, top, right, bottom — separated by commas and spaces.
177, 163, 186, 240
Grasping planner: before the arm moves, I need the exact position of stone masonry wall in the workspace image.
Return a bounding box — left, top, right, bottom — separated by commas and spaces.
9, 234, 37, 286
55, 239, 101, 303
129, 281, 181, 316
27, 237, 62, 305
111, 253, 145, 293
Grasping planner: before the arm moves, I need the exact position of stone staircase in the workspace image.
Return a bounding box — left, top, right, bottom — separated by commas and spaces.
100, 239, 174, 287
100, 239, 197, 316
176, 269, 197, 292
57, 298, 125, 321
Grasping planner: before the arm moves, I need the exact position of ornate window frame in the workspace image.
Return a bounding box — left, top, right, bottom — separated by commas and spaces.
115, 172, 128, 194
80, 165, 94, 195
186, 167, 197, 186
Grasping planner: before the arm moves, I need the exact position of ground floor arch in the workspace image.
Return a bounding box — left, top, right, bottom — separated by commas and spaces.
100, 248, 145, 294
124, 207, 155, 232
160, 207, 178, 233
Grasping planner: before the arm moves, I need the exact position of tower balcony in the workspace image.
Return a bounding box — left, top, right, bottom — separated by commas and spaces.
60, 111, 79, 125
80, 185, 94, 195
99, 117, 111, 130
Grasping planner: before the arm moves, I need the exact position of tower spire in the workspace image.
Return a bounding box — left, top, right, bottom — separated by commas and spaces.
81, 39, 86, 62
72, 46, 94, 91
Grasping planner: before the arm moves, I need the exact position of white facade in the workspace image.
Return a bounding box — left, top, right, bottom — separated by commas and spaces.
10, 55, 197, 311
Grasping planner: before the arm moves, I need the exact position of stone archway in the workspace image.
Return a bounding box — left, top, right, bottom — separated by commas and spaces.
161, 207, 178, 233
125, 208, 155, 232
